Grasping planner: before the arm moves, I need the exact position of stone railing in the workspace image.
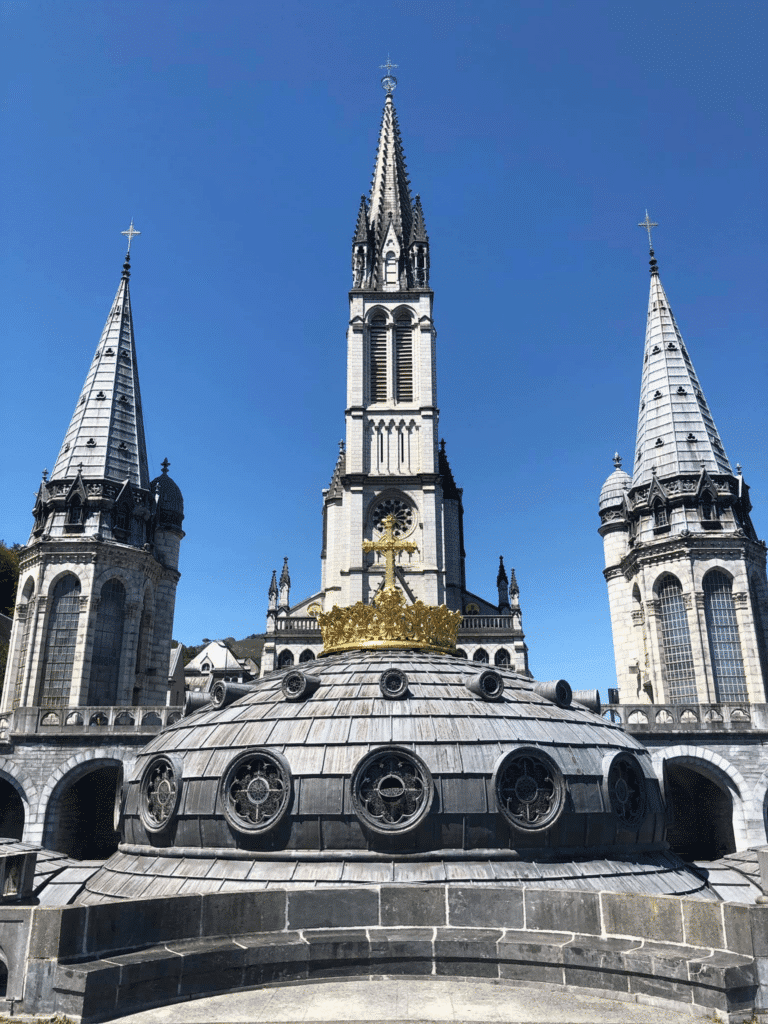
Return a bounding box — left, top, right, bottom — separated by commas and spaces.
0, 704, 182, 741
603, 702, 768, 732
459, 615, 516, 631
275, 617, 320, 632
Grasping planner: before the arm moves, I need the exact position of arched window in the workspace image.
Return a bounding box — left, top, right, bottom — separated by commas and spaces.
749, 576, 768, 693
653, 501, 668, 528
395, 314, 413, 402
12, 578, 35, 709
385, 250, 397, 285
40, 575, 81, 707
455, 648, 468, 659
657, 575, 697, 703
277, 650, 294, 668
369, 315, 387, 403
299, 649, 315, 663
703, 571, 747, 701
88, 579, 126, 705
494, 648, 511, 667
700, 493, 715, 521
473, 648, 489, 664
68, 497, 83, 525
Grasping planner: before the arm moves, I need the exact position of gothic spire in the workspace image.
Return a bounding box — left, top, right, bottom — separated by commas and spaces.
632, 232, 731, 488
369, 93, 412, 253
50, 241, 150, 490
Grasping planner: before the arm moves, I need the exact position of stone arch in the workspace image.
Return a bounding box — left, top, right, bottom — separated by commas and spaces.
277, 650, 294, 668
0, 758, 38, 842
745, 765, 768, 846
652, 745, 748, 854
40, 748, 124, 856
365, 304, 392, 324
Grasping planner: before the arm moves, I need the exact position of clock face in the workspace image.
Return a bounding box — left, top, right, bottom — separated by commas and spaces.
371, 497, 415, 538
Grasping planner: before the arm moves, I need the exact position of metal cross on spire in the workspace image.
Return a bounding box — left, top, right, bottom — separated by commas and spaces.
121, 219, 141, 253
638, 210, 658, 251
380, 55, 398, 93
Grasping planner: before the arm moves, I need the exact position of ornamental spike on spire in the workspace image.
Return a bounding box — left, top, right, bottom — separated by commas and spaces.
632, 220, 732, 488
50, 224, 149, 490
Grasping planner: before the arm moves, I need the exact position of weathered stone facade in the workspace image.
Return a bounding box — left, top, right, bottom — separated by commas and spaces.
599, 241, 768, 859
0, 244, 184, 855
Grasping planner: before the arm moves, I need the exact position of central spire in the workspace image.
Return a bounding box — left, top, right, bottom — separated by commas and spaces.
351, 79, 430, 291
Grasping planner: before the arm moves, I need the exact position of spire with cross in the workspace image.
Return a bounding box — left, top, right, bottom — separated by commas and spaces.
363, 514, 418, 591
380, 55, 398, 94
121, 219, 141, 253
638, 211, 658, 252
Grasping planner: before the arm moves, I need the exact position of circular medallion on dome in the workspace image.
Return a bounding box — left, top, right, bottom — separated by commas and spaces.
140, 755, 182, 833
222, 749, 292, 834
606, 754, 647, 826
494, 749, 564, 831
351, 747, 433, 833
370, 498, 415, 538
379, 667, 409, 699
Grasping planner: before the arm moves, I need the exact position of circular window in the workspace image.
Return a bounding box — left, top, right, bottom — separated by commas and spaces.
379, 668, 409, 699
140, 755, 183, 833
370, 497, 415, 538
606, 754, 647, 826
222, 749, 292, 834
351, 747, 433, 834
494, 749, 564, 832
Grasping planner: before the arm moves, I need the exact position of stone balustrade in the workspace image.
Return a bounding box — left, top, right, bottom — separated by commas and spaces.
275, 617, 320, 632
604, 702, 768, 732
459, 615, 516, 631
0, 704, 181, 741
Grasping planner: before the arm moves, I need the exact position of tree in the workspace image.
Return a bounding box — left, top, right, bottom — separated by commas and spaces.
0, 541, 22, 618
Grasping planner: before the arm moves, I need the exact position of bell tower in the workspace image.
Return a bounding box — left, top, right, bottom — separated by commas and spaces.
599, 218, 768, 706
1, 227, 185, 712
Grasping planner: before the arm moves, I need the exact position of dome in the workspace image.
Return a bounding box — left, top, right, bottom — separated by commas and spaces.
150, 459, 184, 529
599, 467, 631, 511
81, 650, 707, 903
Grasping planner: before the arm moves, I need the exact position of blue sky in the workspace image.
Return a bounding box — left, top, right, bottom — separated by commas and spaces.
2, 0, 765, 695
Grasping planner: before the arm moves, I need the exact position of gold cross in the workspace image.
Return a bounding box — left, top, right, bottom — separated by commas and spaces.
638, 210, 658, 249
362, 513, 417, 590
121, 219, 141, 252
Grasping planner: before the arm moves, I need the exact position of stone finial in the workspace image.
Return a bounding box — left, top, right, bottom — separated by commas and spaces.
42, 468, 48, 481
279, 557, 291, 588
339, 439, 345, 454
497, 556, 508, 587
509, 567, 519, 596
161, 458, 170, 475
613, 452, 622, 470
268, 570, 278, 598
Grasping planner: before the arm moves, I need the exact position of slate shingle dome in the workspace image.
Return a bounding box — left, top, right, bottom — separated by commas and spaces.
150, 463, 184, 529
82, 650, 709, 903
599, 466, 632, 511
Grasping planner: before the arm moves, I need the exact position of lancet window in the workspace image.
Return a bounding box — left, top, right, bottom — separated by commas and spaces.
703, 571, 747, 702
88, 578, 126, 705
657, 575, 697, 703
40, 574, 81, 707
11, 579, 35, 709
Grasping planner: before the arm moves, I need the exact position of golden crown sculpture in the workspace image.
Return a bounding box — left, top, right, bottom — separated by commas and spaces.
317, 515, 462, 655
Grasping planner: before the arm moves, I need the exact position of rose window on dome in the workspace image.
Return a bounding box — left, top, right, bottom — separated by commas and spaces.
495, 750, 563, 831
607, 756, 646, 826
222, 749, 291, 834
141, 756, 181, 832
371, 498, 415, 538
352, 748, 433, 833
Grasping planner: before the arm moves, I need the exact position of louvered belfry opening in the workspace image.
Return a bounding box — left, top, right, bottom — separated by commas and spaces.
369, 315, 387, 402
395, 314, 413, 402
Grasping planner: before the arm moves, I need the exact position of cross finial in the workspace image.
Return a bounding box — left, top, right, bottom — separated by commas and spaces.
362, 513, 418, 591
638, 210, 658, 251
121, 219, 141, 253
380, 55, 398, 94
161, 458, 170, 474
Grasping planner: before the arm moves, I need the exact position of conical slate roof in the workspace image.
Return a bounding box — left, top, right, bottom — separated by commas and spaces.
632, 254, 731, 488
50, 254, 150, 489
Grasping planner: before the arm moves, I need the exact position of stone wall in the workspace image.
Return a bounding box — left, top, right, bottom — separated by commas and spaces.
4, 884, 765, 1022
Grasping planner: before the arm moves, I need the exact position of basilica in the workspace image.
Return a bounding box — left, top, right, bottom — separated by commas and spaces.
0, 75, 767, 1022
